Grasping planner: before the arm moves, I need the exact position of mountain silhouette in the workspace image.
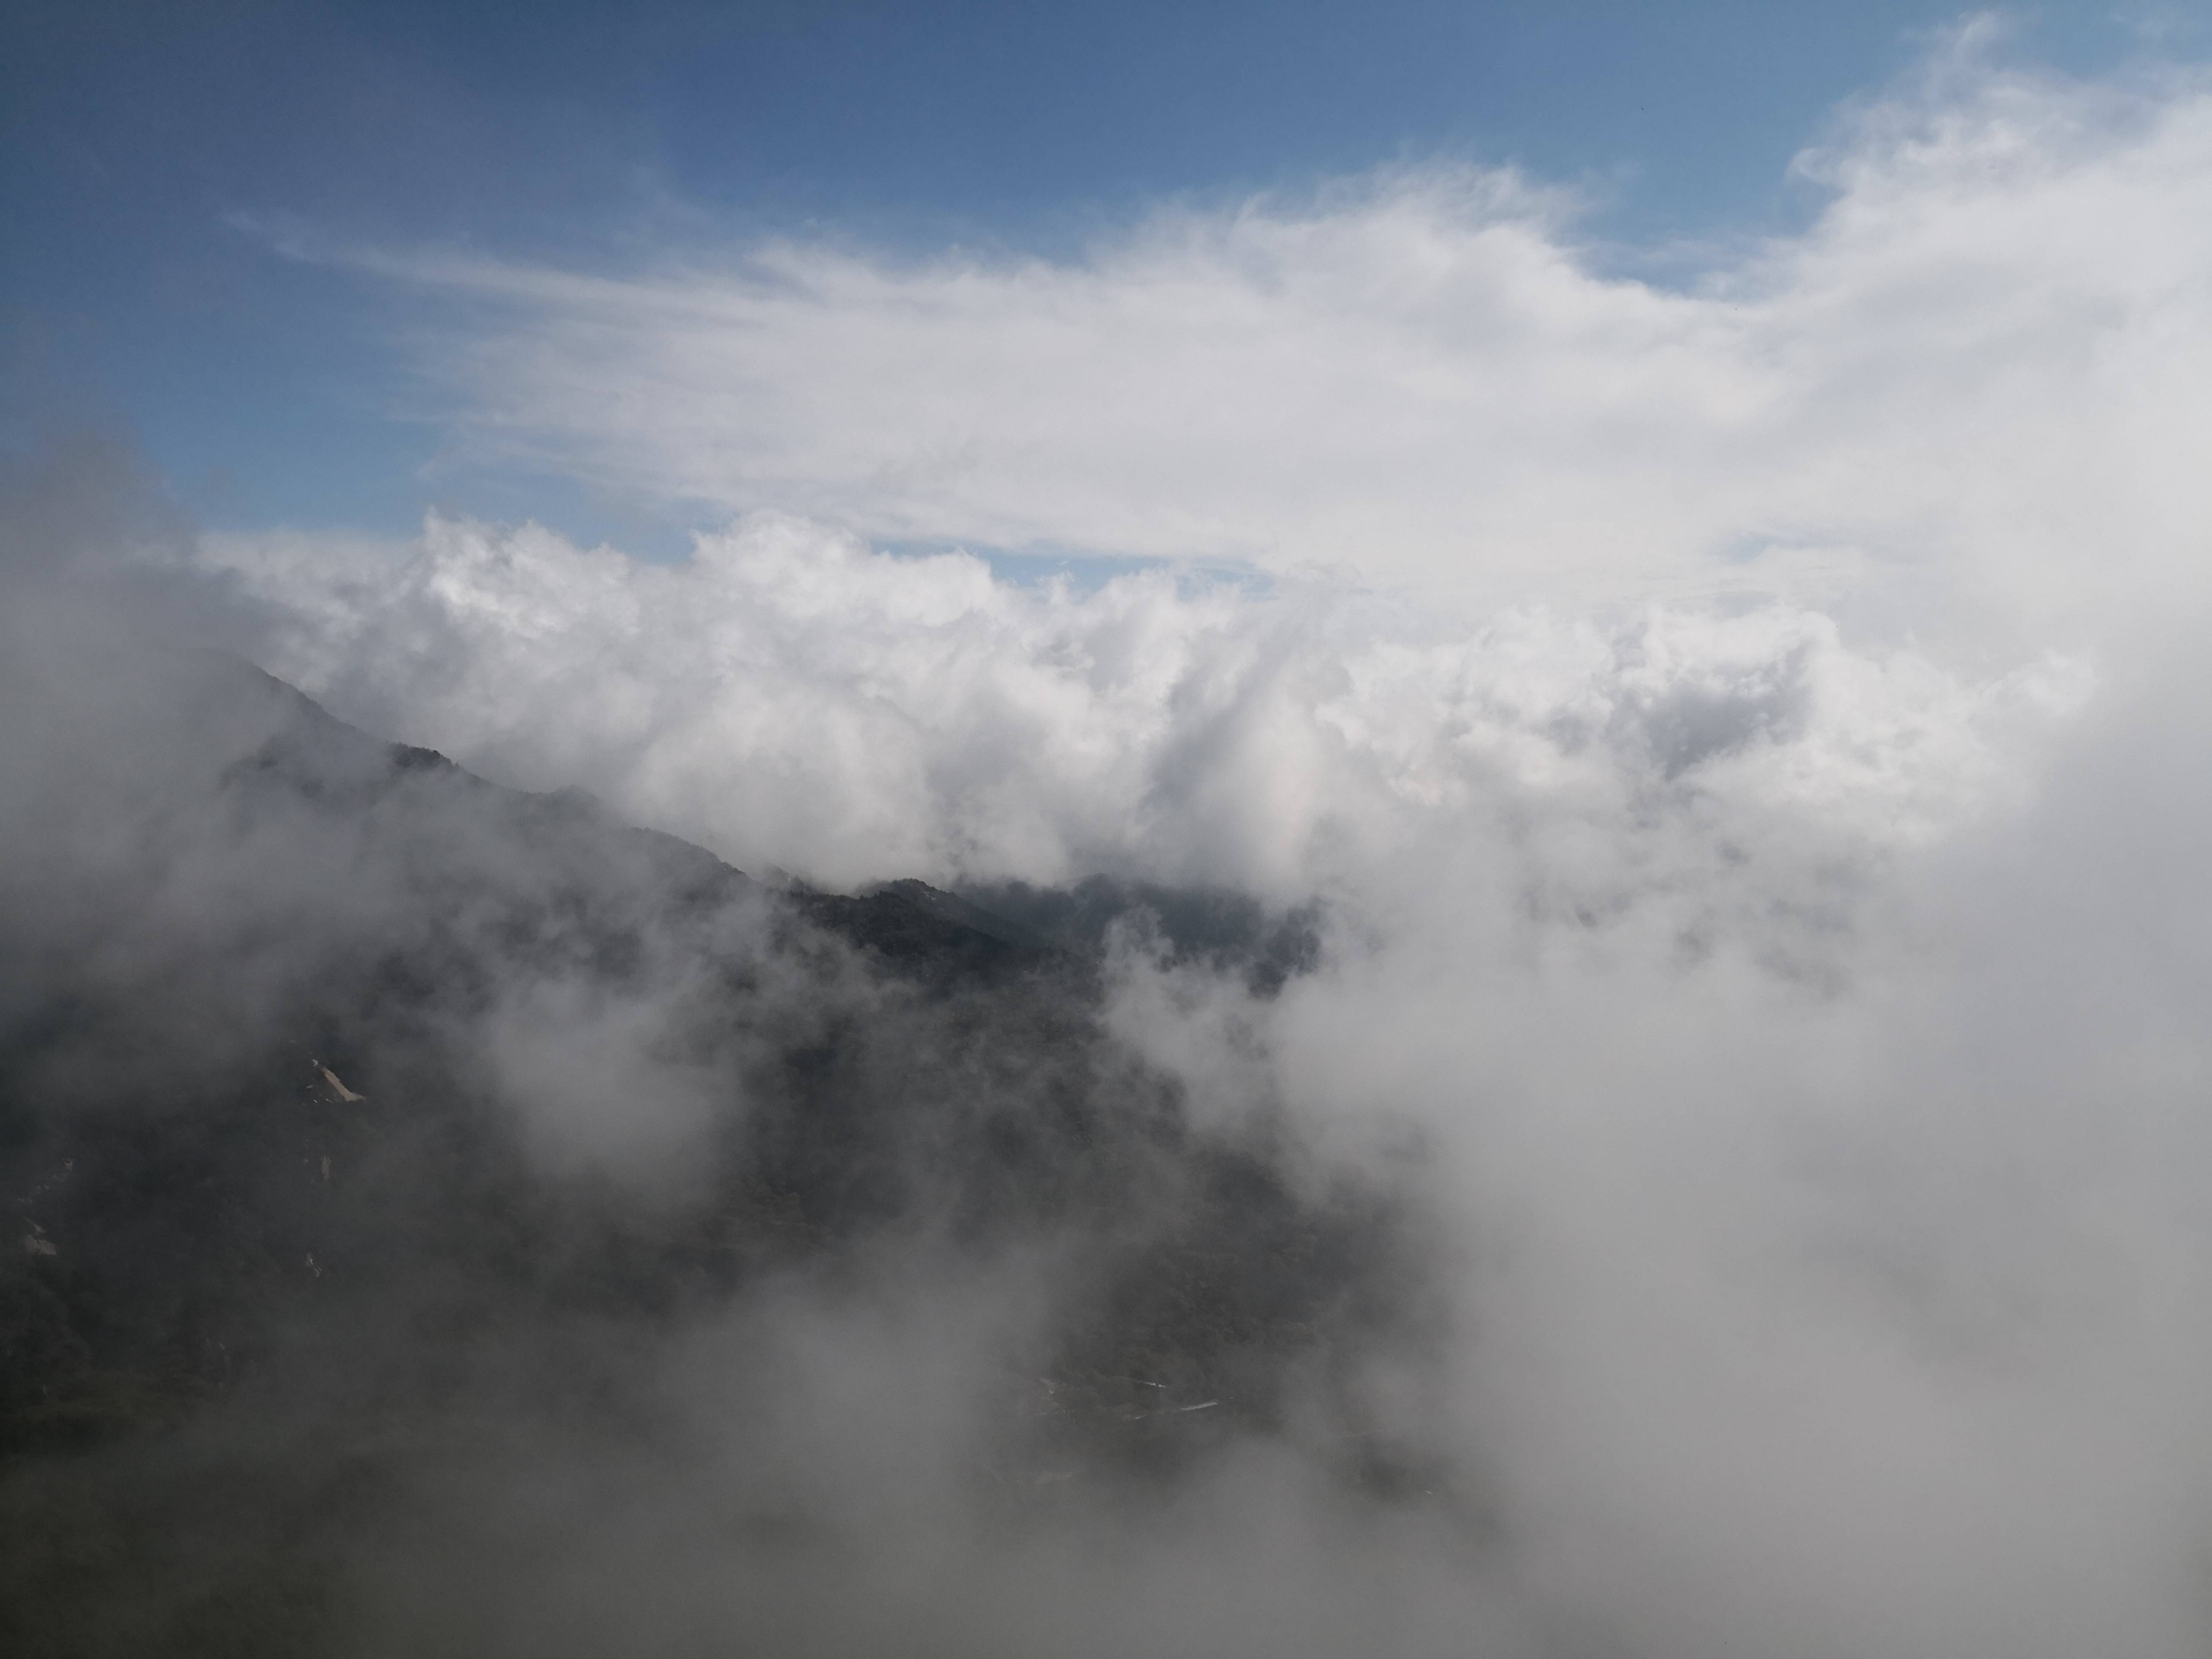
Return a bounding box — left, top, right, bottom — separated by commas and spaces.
0, 652, 1443, 1656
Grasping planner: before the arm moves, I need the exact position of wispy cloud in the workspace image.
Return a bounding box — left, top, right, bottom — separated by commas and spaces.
295, 42, 2212, 642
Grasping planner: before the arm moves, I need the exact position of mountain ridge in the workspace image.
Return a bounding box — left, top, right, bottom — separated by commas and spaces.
0, 651, 1451, 1658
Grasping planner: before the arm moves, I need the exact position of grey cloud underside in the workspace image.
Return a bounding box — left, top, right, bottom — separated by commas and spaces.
0, 652, 1447, 1656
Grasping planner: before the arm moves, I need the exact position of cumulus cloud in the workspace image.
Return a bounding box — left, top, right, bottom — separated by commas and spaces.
306, 33, 2212, 642
197, 511, 2087, 900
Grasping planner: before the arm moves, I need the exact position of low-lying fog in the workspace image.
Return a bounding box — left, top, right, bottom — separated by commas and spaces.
6, 428, 2212, 1658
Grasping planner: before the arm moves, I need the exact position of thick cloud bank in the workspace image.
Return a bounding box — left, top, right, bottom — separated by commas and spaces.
201, 511, 2086, 899
183, 491, 2212, 1655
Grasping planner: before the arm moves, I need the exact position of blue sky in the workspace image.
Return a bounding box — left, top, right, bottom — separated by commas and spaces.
2, 1, 2196, 556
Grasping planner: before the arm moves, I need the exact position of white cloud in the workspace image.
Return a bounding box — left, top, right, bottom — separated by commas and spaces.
198, 510, 2087, 901
321, 41, 2212, 644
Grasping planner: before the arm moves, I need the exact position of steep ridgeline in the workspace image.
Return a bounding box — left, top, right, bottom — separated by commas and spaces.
0, 654, 1452, 1657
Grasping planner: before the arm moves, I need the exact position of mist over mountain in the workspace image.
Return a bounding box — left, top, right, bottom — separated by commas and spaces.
8, 425, 2212, 1657
2, 622, 1450, 1656
11, 20, 2212, 1654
